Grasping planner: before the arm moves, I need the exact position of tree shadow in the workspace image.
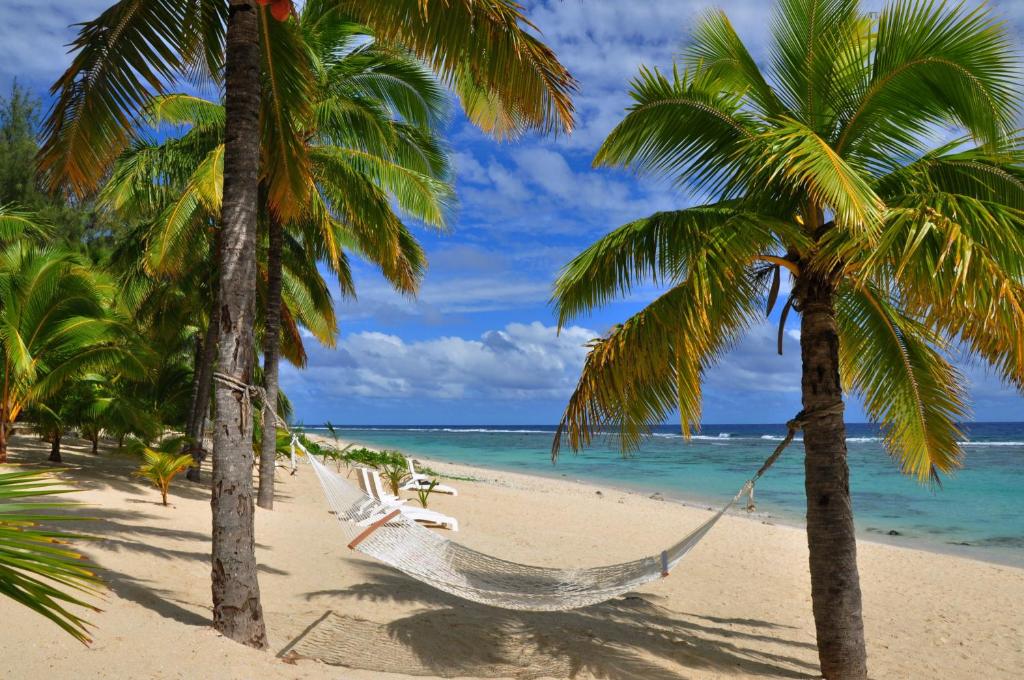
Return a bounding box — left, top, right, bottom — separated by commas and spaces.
5, 435, 214, 502
101, 572, 211, 627
287, 562, 820, 679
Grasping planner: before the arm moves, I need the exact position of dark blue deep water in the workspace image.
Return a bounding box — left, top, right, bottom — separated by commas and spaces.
307, 422, 1024, 566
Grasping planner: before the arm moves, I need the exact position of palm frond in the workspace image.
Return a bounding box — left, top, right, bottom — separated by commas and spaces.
835, 0, 1018, 160
594, 65, 758, 194
147, 93, 225, 132
836, 283, 966, 482
144, 145, 223, 275
553, 204, 804, 327
259, 5, 315, 219
39, 0, 193, 195
333, 0, 576, 136
768, 0, 862, 129
554, 267, 760, 457
743, 117, 884, 234
0, 468, 101, 644
684, 9, 784, 117
0, 206, 52, 243
318, 146, 453, 227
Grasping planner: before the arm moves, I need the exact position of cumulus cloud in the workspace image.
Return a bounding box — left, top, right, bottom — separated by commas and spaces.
281, 321, 597, 402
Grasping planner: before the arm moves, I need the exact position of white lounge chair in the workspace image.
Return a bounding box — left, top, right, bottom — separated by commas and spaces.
400, 458, 458, 496
357, 467, 459, 531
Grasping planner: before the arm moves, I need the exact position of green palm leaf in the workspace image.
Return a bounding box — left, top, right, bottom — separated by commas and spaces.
39, 0, 195, 195
836, 284, 966, 481
332, 0, 576, 136
0, 469, 102, 644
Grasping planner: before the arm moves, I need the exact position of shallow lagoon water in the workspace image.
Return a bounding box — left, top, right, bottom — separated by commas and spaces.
308, 422, 1024, 567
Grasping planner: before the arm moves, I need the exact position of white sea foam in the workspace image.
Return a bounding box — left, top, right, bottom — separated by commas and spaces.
959, 440, 1024, 447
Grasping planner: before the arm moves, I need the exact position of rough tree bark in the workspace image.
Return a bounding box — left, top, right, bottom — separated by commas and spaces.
798, 274, 868, 680
209, 0, 268, 649
257, 212, 283, 510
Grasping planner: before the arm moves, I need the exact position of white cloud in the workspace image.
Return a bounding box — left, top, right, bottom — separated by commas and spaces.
0, 2, 112, 84
282, 321, 597, 402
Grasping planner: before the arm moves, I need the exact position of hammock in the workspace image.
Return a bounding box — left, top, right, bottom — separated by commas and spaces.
292, 437, 760, 612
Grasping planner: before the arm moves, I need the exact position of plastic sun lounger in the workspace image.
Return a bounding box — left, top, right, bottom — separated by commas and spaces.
400, 458, 458, 496
356, 467, 459, 531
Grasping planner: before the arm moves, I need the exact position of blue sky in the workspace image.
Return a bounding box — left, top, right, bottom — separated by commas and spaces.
2, 0, 1023, 425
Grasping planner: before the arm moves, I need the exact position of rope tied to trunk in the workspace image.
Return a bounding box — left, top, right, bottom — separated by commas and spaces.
212, 372, 289, 434
745, 401, 844, 512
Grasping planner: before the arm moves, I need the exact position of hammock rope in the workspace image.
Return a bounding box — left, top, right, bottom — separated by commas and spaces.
289, 405, 835, 611
213, 372, 289, 433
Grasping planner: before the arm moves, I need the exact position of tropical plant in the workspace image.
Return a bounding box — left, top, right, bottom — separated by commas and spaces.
28, 397, 70, 464
0, 204, 49, 245
414, 479, 438, 509
550, 2, 1021, 677
341, 446, 391, 469
132, 439, 197, 506
0, 85, 110, 252
43, 0, 575, 649
102, 139, 339, 483
68, 376, 164, 455
0, 244, 141, 462
99, 21, 455, 502
0, 468, 102, 643
378, 451, 411, 495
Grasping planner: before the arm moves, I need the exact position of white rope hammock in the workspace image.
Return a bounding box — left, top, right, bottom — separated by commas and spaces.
291, 437, 755, 611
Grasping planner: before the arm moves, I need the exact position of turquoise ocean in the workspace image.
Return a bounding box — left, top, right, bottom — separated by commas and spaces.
307, 422, 1024, 567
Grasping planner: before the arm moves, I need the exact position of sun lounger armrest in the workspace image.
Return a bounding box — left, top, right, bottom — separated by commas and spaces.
347, 509, 402, 550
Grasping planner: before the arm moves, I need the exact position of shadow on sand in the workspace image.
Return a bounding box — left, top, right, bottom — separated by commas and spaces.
282, 562, 821, 679
4, 435, 289, 628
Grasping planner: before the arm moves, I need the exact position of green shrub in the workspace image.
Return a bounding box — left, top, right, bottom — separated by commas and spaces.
415, 480, 438, 508
134, 446, 196, 506
378, 450, 410, 495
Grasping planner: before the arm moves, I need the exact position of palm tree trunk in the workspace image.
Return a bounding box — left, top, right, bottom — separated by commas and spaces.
48, 434, 61, 463
185, 333, 203, 437
257, 212, 283, 510
799, 280, 868, 679
210, 0, 267, 650
186, 304, 219, 483
0, 372, 9, 464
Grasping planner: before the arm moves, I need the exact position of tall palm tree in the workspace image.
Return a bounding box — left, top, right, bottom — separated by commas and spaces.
42, 0, 575, 648
255, 8, 454, 509
551, 2, 1020, 678
101, 115, 347, 483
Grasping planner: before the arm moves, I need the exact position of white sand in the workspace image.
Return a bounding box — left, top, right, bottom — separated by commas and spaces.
0, 433, 1021, 679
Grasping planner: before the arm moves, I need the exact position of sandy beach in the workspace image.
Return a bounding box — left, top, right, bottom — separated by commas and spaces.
0, 433, 1021, 679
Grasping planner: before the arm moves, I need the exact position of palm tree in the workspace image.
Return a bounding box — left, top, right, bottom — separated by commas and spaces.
132, 439, 198, 506
0, 245, 140, 463
102, 123, 345, 483
42, 0, 575, 649
551, 2, 1020, 678
104, 30, 454, 503
255, 8, 454, 509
